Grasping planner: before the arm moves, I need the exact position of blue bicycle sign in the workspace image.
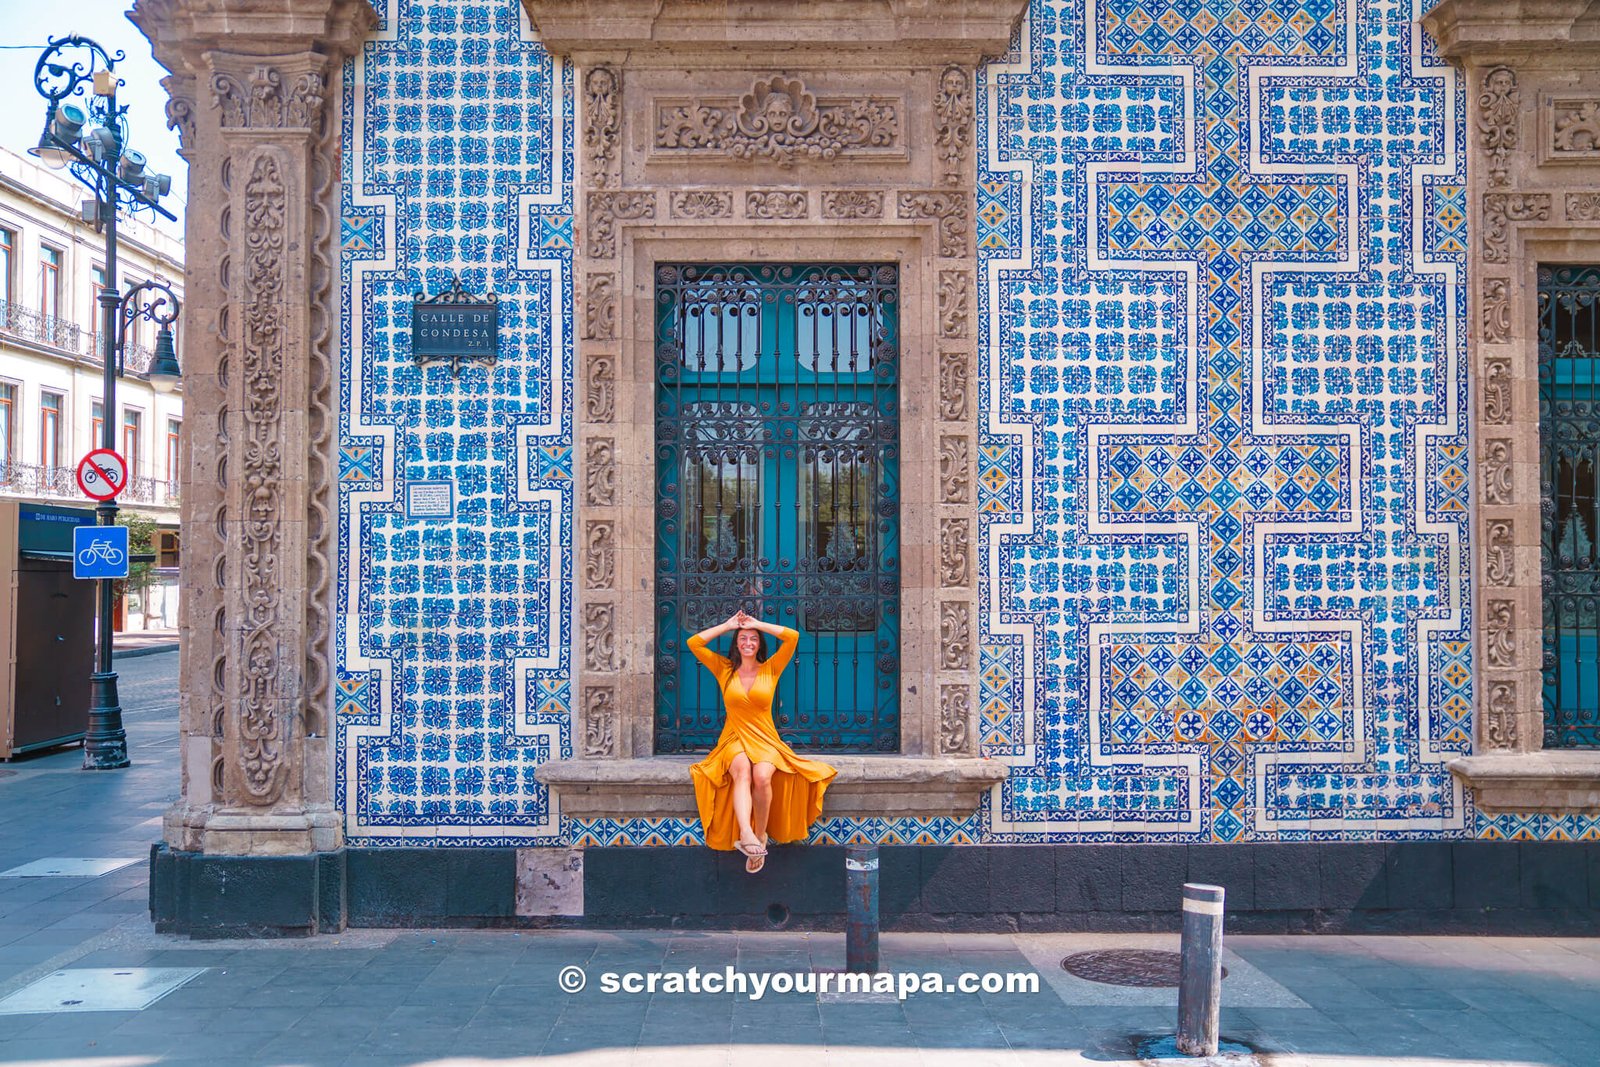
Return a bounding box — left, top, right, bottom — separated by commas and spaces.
73, 525, 129, 580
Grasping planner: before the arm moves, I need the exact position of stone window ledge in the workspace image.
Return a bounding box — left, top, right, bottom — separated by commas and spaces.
1448, 752, 1600, 813
535, 756, 1007, 821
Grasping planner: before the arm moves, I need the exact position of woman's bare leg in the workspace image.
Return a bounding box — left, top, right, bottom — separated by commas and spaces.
751, 762, 775, 844
728, 753, 762, 851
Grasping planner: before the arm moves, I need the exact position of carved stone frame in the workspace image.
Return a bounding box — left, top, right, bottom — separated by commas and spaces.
1426, 0, 1600, 813
531, 1, 1026, 818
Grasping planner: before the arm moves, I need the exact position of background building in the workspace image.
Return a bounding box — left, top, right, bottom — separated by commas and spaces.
0, 145, 184, 630
134, 0, 1600, 935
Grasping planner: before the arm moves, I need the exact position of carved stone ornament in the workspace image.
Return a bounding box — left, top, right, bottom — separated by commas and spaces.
940, 435, 971, 504
939, 601, 971, 671
583, 685, 617, 758
583, 603, 618, 672
1485, 680, 1517, 750
939, 684, 972, 755
1486, 520, 1514, 586
584, 273, 616, 341
745, 190, 808, 220
1481, 278, 1512, 345
938, 270, 970, 339
935, 65, 973, 186
1553, 99, 1600, 154
1482, 354, 1511, 424
670, 190, 734, 219
898, 191, 970, 258
585, 437, 616, 506
584, 65, 620, 189
1477, 66, 1519, 188
939, 350, 970, 422
238, 152, 290, 805
655, 75, 900, 167
1481, 193, 1551, 264
821, 190, 884, 219
1482, 438, 1513, 505
940, 517, 971, 588
584, 521, 616, 590
585, 353, 616, 423
211, 65, 325, 130
1568, 192, 1600, 221
163, 74, 196, 154
587, 191, 655, 259
1485, 599, 1516, 669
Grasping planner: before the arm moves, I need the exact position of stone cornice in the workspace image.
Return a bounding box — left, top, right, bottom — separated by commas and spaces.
1448, 752, 1600, 813
130, 0, 377, 74
521, 0, 1028, 65
1423, 0, 1600, 60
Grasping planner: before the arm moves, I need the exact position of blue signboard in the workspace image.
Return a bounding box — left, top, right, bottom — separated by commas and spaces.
73, 525, 129, 580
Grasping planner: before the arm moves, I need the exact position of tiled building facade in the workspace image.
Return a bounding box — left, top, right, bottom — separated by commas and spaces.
135, 0, 1600, 932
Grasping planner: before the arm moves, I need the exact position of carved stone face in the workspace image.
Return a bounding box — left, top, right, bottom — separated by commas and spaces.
762, 91, 794, 130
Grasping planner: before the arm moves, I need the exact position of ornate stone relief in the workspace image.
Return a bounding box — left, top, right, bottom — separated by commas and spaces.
1551, 98, 1600, 156
163, 74, 196, 154
584, 353, 615, 423
1485, 519, 1514, 586
1485, 599, 1516, 669
587, 191, 655, 258
898, 191, 969, 258
1481, 278, 1511, 344
1482, 438, 1513, 505
745, 190, 808, 219
939, 435, 970, 504
583, 685, 617, 758
821, 190, 883, 219
935, 65, 973, 187
583, 273, 616, 340
238, 152, 290, 805
939, 350, 970, 421
1485, 680, 1517, 750
938, 684, 971, 755
939, 601, 971, 671
1567, 192, 1600, 221
938, 270, 969, 339
1477, 66, 1518, 187
1481, 192, 1551, 263
670, 190, 733, 219
584, 521, 616, 590
211, 65, 324, 129
1483, 353, 1511, 423
655, 76, 900, 166
583, 65, 620, 188
585, 438, 616, 506
940, 517, 971, 587
583, 603, 618, 672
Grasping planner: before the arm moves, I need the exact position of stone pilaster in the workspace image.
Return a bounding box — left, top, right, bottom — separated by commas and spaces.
131, 0, 377, 855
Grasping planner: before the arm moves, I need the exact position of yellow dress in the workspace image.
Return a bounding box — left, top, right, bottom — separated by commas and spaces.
688, 627, 838, 850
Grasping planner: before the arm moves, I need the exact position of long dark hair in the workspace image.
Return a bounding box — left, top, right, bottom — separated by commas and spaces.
729, 628, 767, 670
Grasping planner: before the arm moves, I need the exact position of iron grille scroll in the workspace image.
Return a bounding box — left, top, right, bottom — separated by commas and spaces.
654, 263, 901, 754
1540, 265, 1600, 747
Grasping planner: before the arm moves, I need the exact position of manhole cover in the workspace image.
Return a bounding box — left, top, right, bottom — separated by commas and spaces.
1061, 950, 1228, 988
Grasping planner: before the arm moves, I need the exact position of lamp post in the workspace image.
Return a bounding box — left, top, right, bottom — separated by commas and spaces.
29, 36, 180, 770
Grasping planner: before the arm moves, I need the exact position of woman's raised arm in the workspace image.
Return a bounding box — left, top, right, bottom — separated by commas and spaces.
687, 613, 742, 674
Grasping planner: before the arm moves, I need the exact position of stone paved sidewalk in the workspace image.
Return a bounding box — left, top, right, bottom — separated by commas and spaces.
2, 651, 1598, 1067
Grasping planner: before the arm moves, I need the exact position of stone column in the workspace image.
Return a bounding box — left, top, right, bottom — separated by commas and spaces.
131, 0, 377, 856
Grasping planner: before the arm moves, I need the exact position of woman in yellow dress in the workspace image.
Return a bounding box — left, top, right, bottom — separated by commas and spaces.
688, 610, 837, 874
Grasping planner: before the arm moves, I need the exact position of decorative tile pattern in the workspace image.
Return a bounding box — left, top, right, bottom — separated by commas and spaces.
975, 0, 1472, 841
337, 0, 574, 844
336, 0, 1485, 847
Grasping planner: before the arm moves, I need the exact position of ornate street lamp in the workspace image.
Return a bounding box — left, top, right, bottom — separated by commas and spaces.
29, 36, 180, 770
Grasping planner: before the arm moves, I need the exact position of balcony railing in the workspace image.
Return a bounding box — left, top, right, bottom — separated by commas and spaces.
0, 461, 178, 507
0, 301, 87, 355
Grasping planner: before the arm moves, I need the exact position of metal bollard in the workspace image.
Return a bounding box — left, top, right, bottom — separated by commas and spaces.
1176, 882, 1225, 1057
845, 844, 879, 973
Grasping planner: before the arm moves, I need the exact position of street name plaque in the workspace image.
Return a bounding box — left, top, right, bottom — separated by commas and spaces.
412, 273, 499, 376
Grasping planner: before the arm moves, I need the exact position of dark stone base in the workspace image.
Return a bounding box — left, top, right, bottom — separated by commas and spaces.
148, 840, 1600, 938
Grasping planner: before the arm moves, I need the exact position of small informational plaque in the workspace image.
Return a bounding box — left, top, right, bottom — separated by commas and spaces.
405, 480, 455, 520
412, 272, 499, 375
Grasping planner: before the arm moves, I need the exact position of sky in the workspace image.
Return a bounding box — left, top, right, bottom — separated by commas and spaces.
0, 0, 188, 234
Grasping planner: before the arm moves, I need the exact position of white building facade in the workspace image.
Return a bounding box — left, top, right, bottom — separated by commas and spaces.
0, 146, 183, 629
